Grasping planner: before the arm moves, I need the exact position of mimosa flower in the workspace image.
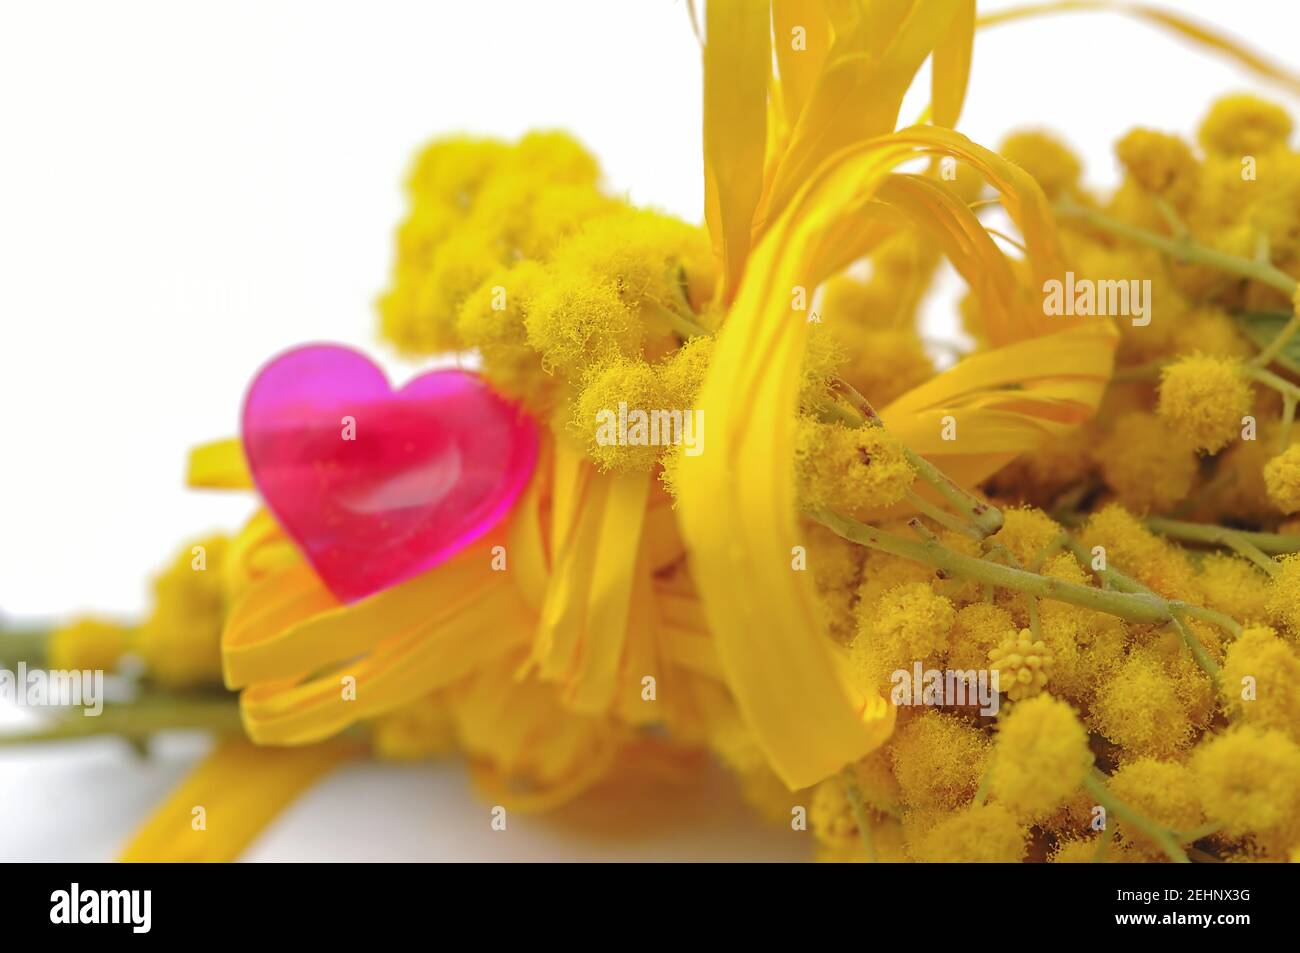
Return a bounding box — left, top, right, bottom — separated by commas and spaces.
28, 0, 1300, 864
47, 618, 131, 674
988, 695, 1091, 821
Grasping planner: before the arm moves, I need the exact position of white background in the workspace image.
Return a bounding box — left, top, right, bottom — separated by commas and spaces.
1, 0, 1296, 861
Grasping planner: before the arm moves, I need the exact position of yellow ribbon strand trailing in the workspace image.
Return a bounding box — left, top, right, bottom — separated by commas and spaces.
772, 0, 830, 130
980, 1, 1300, 96
703, 0, 770, 300
187, 438, 251, 490
120, 737, 361, 862
931, 0, 976, 128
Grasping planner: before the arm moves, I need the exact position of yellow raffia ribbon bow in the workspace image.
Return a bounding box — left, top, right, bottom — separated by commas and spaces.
681, 0, 1115, 789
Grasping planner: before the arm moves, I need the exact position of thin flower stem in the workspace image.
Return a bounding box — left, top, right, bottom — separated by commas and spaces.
905, 491, 982, 539
1091, 828, 1116, 864
830, 379, 1005, 537
1083, 771, 1190, 864
645, 301, 709, 340
1144, 516, 1300, 557
1175, 822, 1223, 842
1056, 197, 1298, 297
1281, 395, 1297, 453
906, 516, 940, 544
1251, 308, 1300, 369
1063, 536, 1239, 657
1246, 365, 1300, 402
1029, 531, 1070, 571
1173, 603, 1243, 639
0, 627, 49, 668
1154, 196, 1189, 240
842, 772, 878, 863
986, 541, 1041, 638
810, 508, 1172, 624
1168, 611, 1221, 679
0, 694, 242, 746
1224, 537, 1281, 577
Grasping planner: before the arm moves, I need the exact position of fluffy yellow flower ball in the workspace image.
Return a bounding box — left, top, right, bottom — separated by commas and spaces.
548, 207, 715, 315
1199, 93, 1294, 156
1193, 725, 1300, 839
1091, 650, 1194, 759
912, 803, 1027, 863
1220, 626, 1300, 741
1197, 553, 1270, 624
46, 618, 131, 673
1082, 504, 1199, 601
852, 581, 953, 691
989, 695, 1093, 820
809, 777, 861, 851
571, 357, 670, 472
1094, 412, 1197, 513
948, 603, 1016, 673
1156, 354, 1251, 453
456, 262, 557, 413
525, 273, 641, 376
999, 130, 1082, 199
1264, 444, 1300, 514
989, 506, 1063, 567
888, 711, 990, 812
1107, 758, 1204, 857
133, 535, 230, 688
1115, 128, 1199, 207
793, 418, 915, 518
1265, 552, 1300, 635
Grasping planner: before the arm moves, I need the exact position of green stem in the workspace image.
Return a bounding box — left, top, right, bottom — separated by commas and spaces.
973, 763, 993, 806
905, 490, 981, 539
1057, 198, 1298, 297
1247, 365, 1300, 402
644, 301, 709, 340
841, 772, 878, 863
1252, 308, 1300, 368
1281, 395, 1297, 454
1175, 821, 1223, 842
1083, 771, 1190, 864
810, 508, 1172, 624
828, 377, 1004, 537
1091, 828, 1115, 863
1175, 603, 1243, 639
1168, 611, 1221, 679
1144, 516, 1300, 557
0, 694, 242, 746
1223, 537, 1281, 577
0, 626, 48, 667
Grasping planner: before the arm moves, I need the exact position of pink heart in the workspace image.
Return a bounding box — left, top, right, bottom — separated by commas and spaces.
241, 344, 538, 603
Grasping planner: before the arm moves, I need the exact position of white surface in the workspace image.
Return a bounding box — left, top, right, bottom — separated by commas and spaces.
0, 730, 810, 862
1, 0, 1297, 861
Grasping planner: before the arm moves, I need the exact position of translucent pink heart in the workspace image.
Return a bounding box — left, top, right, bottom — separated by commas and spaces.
241, 344, 538, 603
